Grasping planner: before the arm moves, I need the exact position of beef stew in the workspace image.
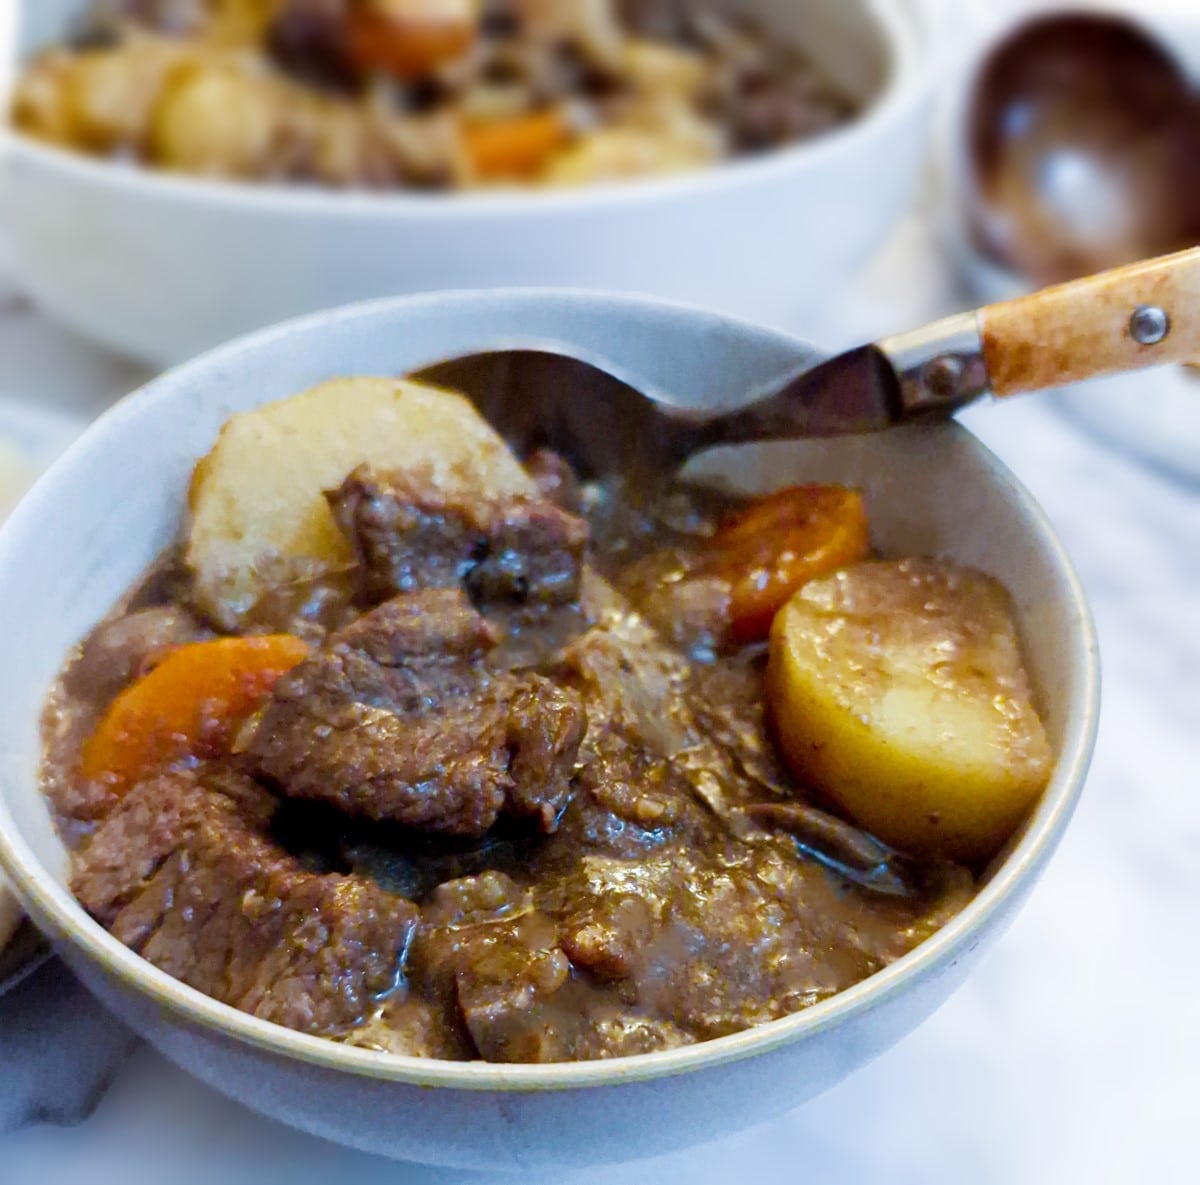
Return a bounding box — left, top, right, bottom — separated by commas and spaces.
41, 377, 1053, 1064
13, 0, 857, 190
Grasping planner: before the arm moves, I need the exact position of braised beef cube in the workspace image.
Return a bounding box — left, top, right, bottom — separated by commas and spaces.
228, 866, 410, 1032
504, 678, 590, 830
456, 937, 572, 1062
524, 449, 583, 514
334, 587, 500, 664
546, 618, 715, 857
249, 590, 586, 837
414, 873, 694, 1062
328, 465, 589, 605
329, 469, 480, 601
412, 874, 573, 1062
267, 0, 361, 94
72, 767, 276, 924
73, 768, 417, 1034
467, 497, 589, 604
423, 869, 532, 927
66, 605, 208, 703
559, 893, 655, 981
344, 996, 476, 1059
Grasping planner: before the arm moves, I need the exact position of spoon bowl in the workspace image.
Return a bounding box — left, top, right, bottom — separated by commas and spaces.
965, 10, 1198, 285
415, 349, 701, 485
415, 344, 901, 489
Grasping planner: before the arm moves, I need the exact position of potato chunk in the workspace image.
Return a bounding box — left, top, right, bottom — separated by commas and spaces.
186, 377, 537, 628
150, 63, 280, 177
766, 559, 1053, 864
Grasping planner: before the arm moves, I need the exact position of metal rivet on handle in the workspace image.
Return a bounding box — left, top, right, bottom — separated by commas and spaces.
1129, 305, 1170, 346
921, 355, 966, 401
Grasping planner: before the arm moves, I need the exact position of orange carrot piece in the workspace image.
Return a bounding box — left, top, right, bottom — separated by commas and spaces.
80, 635, 309, 790
704, 486, 870, 644
346, 3, 475, 80
462, 109, 571, 180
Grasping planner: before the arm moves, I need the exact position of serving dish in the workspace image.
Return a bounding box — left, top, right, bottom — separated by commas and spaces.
0, 289, 1099, 1168
2, 0, 936, 365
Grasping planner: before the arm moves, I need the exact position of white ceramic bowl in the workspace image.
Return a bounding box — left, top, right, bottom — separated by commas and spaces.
2, 0, 936, 365
0, 399, 83, 968
0, 291, 1098, 1169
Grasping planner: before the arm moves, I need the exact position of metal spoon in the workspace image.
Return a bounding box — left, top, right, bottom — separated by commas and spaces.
964, 10, 1198, 286
417, 246, 1200, 485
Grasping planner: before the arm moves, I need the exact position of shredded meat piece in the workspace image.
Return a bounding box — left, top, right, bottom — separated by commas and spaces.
328, 464, 590, 606
249, 589, 587, 836
72, 767, 417, 1034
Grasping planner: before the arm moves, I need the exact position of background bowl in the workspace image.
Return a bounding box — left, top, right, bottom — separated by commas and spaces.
0, 290, 1098, 1168
1, 0, 935, 366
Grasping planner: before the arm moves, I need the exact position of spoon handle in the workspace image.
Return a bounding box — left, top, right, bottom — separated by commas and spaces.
979, 246, 1200, 397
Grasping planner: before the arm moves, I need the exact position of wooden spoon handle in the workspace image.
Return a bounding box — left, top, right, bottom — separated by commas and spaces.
979, 246, 1200, 397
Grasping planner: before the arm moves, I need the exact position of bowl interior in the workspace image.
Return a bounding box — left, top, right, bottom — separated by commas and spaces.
14, 0, 909, 197
18, 0, 895, 106
0, 290, 1096, 1089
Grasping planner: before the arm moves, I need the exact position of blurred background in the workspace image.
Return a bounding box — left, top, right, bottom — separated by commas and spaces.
0, 1, 1197, 1183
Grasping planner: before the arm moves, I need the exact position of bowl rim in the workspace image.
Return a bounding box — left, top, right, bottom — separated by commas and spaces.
2, 0, 934, 219
0, 287, 1099, 1095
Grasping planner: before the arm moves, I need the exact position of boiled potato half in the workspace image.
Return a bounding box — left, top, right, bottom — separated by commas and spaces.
187, 376, 537, 628
767, 559, 1053, 864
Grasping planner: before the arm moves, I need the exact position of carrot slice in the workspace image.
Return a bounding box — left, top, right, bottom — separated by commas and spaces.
704, 486, 870, 644
80, 635, 309, 790
346, 1, 475, 80
462, 109, 572, 180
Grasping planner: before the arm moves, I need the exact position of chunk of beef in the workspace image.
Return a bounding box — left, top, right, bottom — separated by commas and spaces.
249, 589, 587, 837
71, 765, 273, 923
410, 872, 568, 1061
267, 0, 361, 94
410, 871, 691, 1063
557, 892, 654, 980
538, 839, 971, 1042
562, 613, 693, 758
66, 605, 208, 703
73, 768, 417, 1034
548, 610, 714, 858
328, 465, 589, 605
343, 996, 476, 1059
410, 872, 582, 1062
524, 449, 583, 514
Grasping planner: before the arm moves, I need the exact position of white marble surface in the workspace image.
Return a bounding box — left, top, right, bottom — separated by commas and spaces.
1, 204, 1198, 1185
